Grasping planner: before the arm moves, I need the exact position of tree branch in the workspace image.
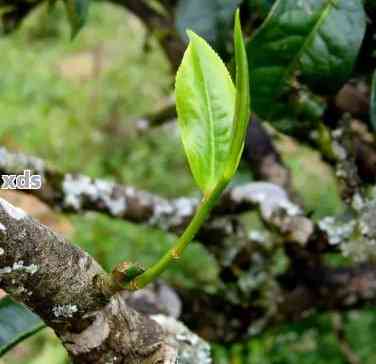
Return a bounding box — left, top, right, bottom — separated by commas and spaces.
0, 147, 314, 246
6, 146, 376, 346
178, 262, 376, 342
0, 197, 211, 363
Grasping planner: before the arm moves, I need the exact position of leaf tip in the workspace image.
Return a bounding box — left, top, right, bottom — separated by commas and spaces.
234, 8, 242, 39
186, 29, 199, 42
235, 8, 240, 24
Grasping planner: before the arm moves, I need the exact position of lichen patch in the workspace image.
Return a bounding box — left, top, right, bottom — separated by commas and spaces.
62, 175, 127, 216
52, 304, 78, 318
231, 183, 301, 219
0, 198, 27, 220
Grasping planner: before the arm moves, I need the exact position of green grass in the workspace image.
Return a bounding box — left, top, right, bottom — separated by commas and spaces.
0, 1, 172, 177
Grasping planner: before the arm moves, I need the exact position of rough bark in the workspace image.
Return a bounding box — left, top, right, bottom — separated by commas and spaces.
0, 198, 210, 363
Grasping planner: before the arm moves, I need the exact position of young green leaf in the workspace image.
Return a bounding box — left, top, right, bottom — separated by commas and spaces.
125, 8, 250, 291
64, 0, 90, 39
0, 297, 45, 357
247, 0, 366, 121
175, 30, 235, 193
224, 9, 250, 179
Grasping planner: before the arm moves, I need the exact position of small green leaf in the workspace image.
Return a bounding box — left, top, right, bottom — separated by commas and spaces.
175, 30, 235, 193
225, 9, 251, 179
371, 70, 376, 132
247, 0, 366, 121
0, 296, 45, 357
64, 0, 90, 39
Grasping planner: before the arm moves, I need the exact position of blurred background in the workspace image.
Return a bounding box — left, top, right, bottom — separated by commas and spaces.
0, 2, 375, 363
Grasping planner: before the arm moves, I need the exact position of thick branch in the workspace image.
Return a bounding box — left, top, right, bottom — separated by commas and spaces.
0, 197, 211, 363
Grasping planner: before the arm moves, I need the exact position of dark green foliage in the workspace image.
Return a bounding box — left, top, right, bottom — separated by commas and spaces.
247, 0, 366, 121
213, 310, 376, 363
0, 297, 44, 356
176, 0, 241, 53
63, 0, 90, 38
245, 0, 275, 18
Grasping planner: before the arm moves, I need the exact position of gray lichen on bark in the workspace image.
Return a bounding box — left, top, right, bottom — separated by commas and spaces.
230, 182, 314, 245
0, 147, 317, 246
151, 315, 212, 364
62, 174, 128, 216
0, 147, 45, 176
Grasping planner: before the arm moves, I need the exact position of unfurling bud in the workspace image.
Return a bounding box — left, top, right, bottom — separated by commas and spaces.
111, 261, 145, 288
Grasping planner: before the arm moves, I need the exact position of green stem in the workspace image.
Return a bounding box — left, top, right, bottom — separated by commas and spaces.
125, 177, 229, 290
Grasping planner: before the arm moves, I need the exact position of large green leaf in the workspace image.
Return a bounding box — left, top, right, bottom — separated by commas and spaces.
176, 0, 241, 52
247, 0, 366, 120
0, 296, 45, 356
175, 31, 235, 193
64, 0, 90, 38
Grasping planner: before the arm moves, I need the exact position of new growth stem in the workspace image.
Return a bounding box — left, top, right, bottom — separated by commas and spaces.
125, 177, 229, 290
